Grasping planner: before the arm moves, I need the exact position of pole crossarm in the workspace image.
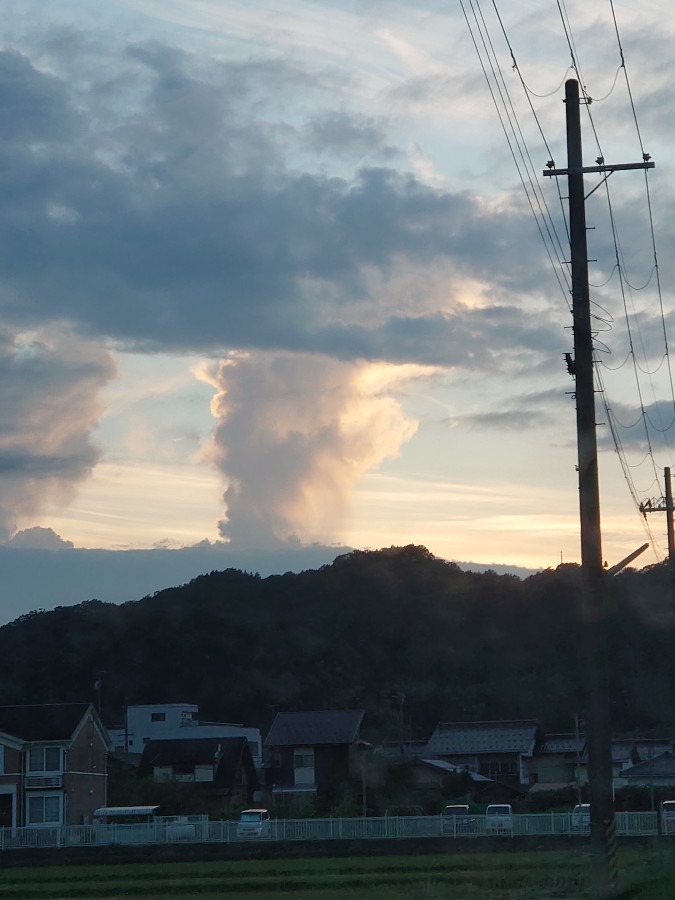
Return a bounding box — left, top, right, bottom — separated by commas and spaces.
543, 161, 654, 176
639, 468, 674, 559
639, 499, 670, 514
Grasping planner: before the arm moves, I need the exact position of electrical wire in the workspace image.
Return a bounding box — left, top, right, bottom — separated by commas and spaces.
462, 0, 675, 561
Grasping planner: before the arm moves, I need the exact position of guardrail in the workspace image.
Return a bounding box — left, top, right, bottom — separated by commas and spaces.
0, 811, 662, 851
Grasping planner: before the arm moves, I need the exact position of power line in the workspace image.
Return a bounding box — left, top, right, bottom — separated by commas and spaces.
461, 0, 674, 560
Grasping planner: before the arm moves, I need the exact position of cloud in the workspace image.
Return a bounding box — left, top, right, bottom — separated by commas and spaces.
0, 42, 560, 368
305, 111, 397, 161
0, 328, 116, 541
200, 351, 421, 547
8, 526, 74, 550
446, 387, 570, 431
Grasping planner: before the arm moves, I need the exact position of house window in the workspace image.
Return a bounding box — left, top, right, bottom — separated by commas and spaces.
28, 747, 62, 773
293, 748, 315, 786
27, 793, 62, 825
481, 759, 518, 778
151, 713, 166, 722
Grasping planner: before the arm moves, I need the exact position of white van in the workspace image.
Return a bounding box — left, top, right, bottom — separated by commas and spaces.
236, 808, 272, 839
571, 803, 590, 832
485, 803, 512, 834
662, 800, 675, 835
441, 804, 473, 834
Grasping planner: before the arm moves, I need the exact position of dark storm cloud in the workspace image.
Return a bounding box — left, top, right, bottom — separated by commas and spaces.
0, 43, 559, 365
312, 306, 562, 367
0, 329, 115, 540
0, 50, 77, 142
597, 398, 675, 455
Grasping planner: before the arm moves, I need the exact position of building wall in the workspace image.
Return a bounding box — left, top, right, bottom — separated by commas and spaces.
267, 744, 352, 807
0, 747, 21, 827
0, 745, 21, 776
530, 754, 577, 785
64, 772, 107, 824
109, 704, 262, 767
63, 717, 108, 825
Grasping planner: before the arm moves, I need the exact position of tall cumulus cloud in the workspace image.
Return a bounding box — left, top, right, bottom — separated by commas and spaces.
200, 352, 421, 547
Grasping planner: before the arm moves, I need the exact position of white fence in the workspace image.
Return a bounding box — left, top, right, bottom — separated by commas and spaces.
0, 811, 663, 851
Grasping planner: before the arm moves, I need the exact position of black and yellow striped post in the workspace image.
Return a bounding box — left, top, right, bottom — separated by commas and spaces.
604, 816, 619, 894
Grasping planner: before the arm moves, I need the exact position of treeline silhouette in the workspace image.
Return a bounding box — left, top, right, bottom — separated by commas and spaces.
1, 545, 673, 739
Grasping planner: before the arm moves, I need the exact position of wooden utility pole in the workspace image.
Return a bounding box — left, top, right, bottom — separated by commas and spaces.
640, 467, 675, 560
544, 78, 654, 898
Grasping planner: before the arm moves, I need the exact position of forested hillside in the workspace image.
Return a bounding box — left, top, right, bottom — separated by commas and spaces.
1, 545, 673, 739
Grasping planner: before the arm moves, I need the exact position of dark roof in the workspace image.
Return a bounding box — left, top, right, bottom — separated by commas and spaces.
416, 758, 492, 782
426, 720, 540, 756
375, 740, 428, 762
0, 703, 93, 742
265, 710, 365, 747
579, 738, 672, 765
139, 737, 248, 771
621, 750, 675, 778
541, 734, 584, 754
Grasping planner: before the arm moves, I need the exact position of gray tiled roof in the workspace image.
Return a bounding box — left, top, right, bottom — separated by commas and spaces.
580, 738, 669, 765
265, 710, 364, 747
0, 703, 92, 742
621, 750, 675, 778
426, 720, 539, 756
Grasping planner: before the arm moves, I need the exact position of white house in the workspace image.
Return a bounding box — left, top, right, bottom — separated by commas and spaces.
107, 703, 262, 769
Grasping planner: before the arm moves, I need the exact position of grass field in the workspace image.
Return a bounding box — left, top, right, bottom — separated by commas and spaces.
0, 845, 674, 899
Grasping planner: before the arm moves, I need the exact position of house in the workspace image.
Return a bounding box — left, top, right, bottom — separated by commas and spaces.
576, 737, 675, 786
529, 733, 585, 788
614, 750, 675, 789
138, 736, 259, 808
107, 703, 263, 768
264, 709, 365, 809
0, 702, 110, 828
409, 757, 492, 789
425, 720, 544, 787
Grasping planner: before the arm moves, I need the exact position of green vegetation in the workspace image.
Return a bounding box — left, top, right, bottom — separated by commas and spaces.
0, 845, 673, 899
0, 545, 674, 748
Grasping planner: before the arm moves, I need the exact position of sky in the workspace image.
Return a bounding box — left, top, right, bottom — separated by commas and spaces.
1, 0, 675, 621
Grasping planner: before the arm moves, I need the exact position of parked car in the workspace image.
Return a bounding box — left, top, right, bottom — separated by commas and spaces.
485, 803, 513, 834
571, 803, 590, 833
441, 804, 474, 835
236, 808, 272, 839
662, 800, 675, 835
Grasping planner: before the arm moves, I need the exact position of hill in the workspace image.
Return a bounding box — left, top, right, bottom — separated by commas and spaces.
0, 545, 673, 738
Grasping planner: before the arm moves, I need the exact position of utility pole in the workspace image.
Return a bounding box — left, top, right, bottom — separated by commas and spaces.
639, 467, 675, 560
544, 78, 654, 899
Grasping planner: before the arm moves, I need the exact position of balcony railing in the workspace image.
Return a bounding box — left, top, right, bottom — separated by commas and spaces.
24, 775, 63, 789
